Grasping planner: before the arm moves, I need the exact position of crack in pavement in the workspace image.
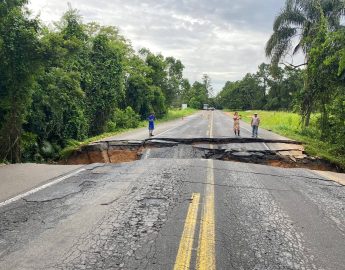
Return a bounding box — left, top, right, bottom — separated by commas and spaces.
185, 164, 344, 186
21, 181, 96, 203
1, 157, 344, 269
65, 137, 342, 173
46, 164, 187, 270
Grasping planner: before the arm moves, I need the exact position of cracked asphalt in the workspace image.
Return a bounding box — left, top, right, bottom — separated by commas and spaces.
1, 110, 344, 270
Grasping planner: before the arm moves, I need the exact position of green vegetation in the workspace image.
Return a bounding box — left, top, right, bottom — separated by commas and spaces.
234, 110, 345, 170
0, 2, 207, 163
1, 0, 344, 167
219, 0, 345, 170
60, 108, 197, 159
156, 108, 197, 123
180, 74, 213, 110
234, 111, 302, 131
216, 63, 303, 111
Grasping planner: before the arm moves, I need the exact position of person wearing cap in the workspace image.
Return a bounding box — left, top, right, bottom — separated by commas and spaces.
148, 112, 156, 137
251, 113, 260, 138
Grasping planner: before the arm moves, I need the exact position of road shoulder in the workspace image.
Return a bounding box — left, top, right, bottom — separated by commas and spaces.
0, 163, 84, 203
312, 170, 345, 186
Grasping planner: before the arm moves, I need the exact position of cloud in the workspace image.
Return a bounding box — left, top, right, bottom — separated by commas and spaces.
28, 0, 286, 93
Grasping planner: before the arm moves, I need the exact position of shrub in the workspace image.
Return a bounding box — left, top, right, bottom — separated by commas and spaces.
107, 106, 140, 131
21, 132, 41, 162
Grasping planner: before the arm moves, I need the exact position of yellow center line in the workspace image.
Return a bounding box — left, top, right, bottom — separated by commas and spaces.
196, 111, 216, 270
174, 193, 201, 270
209, 111, 214, 139
196, 159, 216, 270
174, 110, 216, 270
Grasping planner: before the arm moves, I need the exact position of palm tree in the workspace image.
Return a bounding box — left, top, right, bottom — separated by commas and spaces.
265, 0, 345, 67
266, 0, 344, 127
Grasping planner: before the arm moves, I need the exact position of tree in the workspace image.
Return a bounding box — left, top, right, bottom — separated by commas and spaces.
86, 34, 125, 135
0, 1, 41, 162
304, 21, 345, 140
265, 0, 345, 67
25, 8, 90, 159
84, 22, 126, 43
266, 0, 345, 126
256, 63, 303, 110
28, 68, 88, 142
138, 48, 186, 108
124, 55, 154, 117
124, 53, 169, 118
180, 79, 192, 104
150, 86, 167, 117
166, 56, 184, 106
217, 73, 265, 110
189, 81, 208, 109
202, 74, 213, 98
139, 49, 169, 104
216, 63, 303, 111
0, 4, 192, 162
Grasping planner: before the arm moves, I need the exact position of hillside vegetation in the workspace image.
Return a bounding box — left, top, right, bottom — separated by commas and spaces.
0, 1, 209, 163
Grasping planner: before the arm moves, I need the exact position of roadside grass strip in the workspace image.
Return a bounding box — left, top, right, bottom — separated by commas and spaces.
174, 193, 201, 270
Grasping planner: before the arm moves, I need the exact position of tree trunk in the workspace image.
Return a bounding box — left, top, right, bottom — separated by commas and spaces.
304, 109, 311, 127
0, 100, 22, 163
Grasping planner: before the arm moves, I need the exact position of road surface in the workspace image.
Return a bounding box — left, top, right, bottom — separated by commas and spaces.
0, 110, 344, 270
0, 164, 83, 203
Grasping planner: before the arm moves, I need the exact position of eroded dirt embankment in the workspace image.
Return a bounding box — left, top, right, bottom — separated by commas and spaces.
62, 138, 342, 172
64, 141, 144, 164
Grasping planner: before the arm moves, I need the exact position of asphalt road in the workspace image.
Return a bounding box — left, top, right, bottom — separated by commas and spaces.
1, 110, 344, 270
153, 110, 287, 140
0, 164, 83, 203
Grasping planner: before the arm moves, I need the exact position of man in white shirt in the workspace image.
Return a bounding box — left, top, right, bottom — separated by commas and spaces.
251, 113, 260, 138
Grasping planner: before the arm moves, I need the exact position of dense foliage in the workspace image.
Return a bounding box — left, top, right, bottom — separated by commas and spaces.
216, 63, 303, 111
266, 0, 345, 160
0, 0, 41, 162
0, 3, 208, 163
218, 0, 345, 164
180, 74, 213, 109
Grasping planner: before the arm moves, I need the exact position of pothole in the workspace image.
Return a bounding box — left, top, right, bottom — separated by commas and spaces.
139, 198, 167, 207
62, 138, 343, 173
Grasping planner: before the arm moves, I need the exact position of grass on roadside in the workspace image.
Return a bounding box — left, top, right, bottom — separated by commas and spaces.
226, 110, 345, 170
156, 108, 197, 123
59, 108, 198, 159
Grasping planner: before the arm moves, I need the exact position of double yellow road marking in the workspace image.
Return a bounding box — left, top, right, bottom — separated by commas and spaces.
173, 193, 201, 270
207, 110, 214, 138
197, 159, 216, 270
174, 111, 216, 270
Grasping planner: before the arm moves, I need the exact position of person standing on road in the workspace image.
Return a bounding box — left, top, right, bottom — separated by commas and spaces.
251, 113, 260, 138
148, 112, 156, 137
233, 112, 241, 136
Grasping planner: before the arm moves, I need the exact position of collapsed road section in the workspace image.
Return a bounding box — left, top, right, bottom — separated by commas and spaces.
63, 138, 342, 172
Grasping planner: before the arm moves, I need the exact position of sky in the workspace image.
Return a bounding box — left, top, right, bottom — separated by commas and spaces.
28, 0, 286, 93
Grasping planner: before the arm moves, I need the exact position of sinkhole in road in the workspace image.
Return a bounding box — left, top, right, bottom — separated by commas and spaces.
63, 138, 342, 172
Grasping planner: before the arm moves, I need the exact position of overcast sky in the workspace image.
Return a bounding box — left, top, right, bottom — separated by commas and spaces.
28, 0, 286, 92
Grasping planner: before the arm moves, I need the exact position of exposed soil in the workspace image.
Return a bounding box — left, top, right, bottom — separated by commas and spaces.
64, 141, 144, 165
62, 138, 343, 173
